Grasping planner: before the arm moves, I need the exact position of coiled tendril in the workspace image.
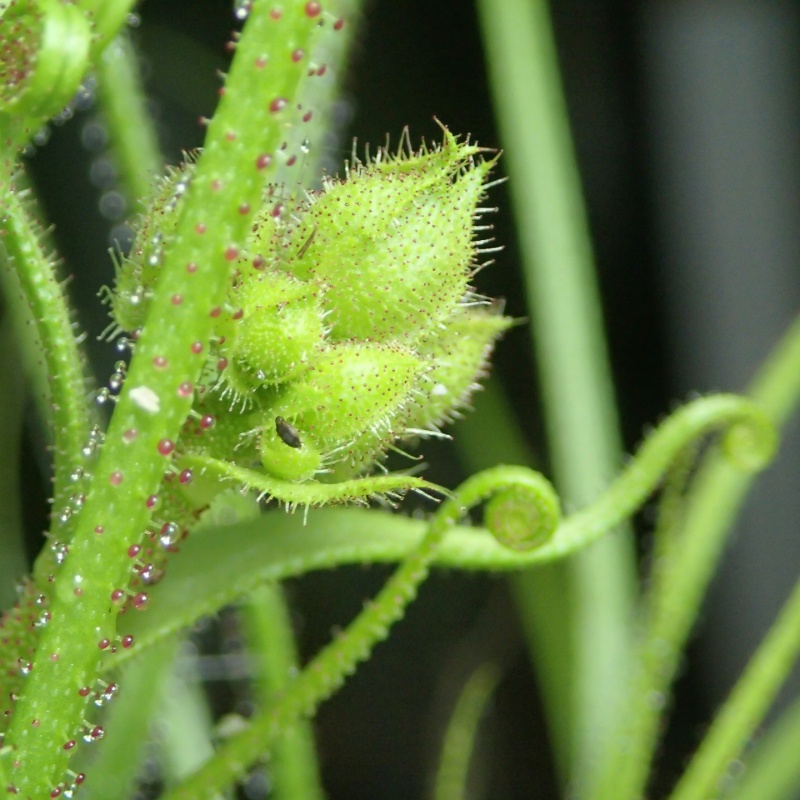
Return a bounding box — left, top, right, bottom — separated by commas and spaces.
158, 464, 559, 800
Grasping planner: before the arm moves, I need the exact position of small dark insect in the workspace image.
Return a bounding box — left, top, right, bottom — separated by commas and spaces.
275, 416, 302, 448
297, 224, 317, 259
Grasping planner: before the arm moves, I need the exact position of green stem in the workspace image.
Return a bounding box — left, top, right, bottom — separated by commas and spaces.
95, 32, 163, 207
4, 4, 331, 795
0, 315, 29, 609
81, 640, 180, 800
591, 312, 800, 800
668, 571, 800, 800
433, 663, 502, 800
158, 465, 559, 800
242, 584, 325, 800
74, 0, 137, 57
0, 183, 94, 532
476, 0, 636, 782
117, 394, 774, 673
724, 693, 800, 800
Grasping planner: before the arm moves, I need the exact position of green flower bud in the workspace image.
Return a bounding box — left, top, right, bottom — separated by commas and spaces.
224, 267, 326, 388
111, 162, 195, 332
0, 0, 91, 121
269, 127, 499, 343
264, 341, 427, 456
405, 305, 513, 430
259, 419, 323, 482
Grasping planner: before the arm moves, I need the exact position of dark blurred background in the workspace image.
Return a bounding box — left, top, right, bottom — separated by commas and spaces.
21, 0, 800, 797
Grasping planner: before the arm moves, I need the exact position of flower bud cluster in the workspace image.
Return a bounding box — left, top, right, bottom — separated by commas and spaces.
113, 128, 511, 488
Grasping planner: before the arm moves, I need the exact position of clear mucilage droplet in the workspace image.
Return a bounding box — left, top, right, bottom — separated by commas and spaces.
233, 0, 252, 20
159, 522, 180, 549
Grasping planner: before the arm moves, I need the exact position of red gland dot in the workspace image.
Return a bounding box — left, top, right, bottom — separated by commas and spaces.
186, 261, 198, 273
153, 355, 168, 368
256, 153, 272, 170
195, 223, 206, 234
171, 294, 183, 305
269, 97, 288, 113
225, 246, 239, 261
179, 469, 194, 484
122, 428, 138, 443
191, 341, 204, 354
157, 439, 175, 456
109, 471, 123, 486
177, 381, 194, 398
121, 635, 135, 649
305, 1, 321, 16
292, 48, 304, 62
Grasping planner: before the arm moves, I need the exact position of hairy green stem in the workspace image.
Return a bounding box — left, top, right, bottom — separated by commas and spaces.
0, 184, 94, 530
668, 570, 800, 800
158, 465, 559, 800
476, 0, 636, 782
591, 312, 800, 800
4, 4, 331, 794
74, 0, 137, 58
116, 395, 774, 673
180, 452, 448, 507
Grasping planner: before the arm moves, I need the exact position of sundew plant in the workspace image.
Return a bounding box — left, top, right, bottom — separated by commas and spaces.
1, 1, 800, 799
